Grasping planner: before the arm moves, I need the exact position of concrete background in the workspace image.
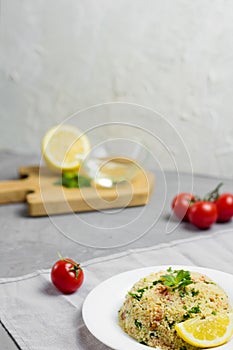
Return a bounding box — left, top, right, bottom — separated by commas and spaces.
0, 0, 233, 177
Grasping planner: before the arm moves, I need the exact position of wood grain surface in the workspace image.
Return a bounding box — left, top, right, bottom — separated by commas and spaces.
0, 166, 155, 216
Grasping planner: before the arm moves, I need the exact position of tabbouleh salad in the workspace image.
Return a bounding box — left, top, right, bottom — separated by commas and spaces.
118, 267, 232, 350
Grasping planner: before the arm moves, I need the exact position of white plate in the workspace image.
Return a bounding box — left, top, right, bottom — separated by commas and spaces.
82, 265, 233, 350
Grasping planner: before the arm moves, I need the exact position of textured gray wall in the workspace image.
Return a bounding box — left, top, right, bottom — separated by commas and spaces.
1, 0, 233, 177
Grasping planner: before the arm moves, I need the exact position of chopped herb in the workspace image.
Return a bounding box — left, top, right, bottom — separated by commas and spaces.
140, 340, 147, 345
179, 347, 187, 350
128, 292, 141, 301
137, 287, 148, 293
168, 321, 175, 328
135, 319, 142, 329
167, 267, 173, 272
179, 290, 186, 298
163, 316, 175, 328
160, 268, 193, 290
188, 305, 201, 314
182, 305, 201, 318
183, 314, 190, 320
129, 287, 148, 301
152, 280, 161, 286
191, 288, 199, 297
212, 310, 217, 315
149, 332, 157, 338
55, 172, 91, 188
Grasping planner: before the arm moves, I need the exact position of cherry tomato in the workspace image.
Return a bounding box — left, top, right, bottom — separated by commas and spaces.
215, 193, 233, 222
172, 192, 195, 221
51, 257, 84, 294
188, 201, 218, 229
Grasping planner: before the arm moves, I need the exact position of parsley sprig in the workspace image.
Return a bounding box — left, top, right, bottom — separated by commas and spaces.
160, 268, 193, 290
128, 268, 194, 302
55, 172, 91, 188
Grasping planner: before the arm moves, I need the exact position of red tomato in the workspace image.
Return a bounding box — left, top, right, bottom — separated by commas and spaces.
188, 201, 218, 229
172, 193, 195, 221
51, 258, 84, 294
215, 193, 233, 222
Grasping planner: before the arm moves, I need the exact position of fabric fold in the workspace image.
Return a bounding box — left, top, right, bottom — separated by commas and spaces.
0, 229, 233, 350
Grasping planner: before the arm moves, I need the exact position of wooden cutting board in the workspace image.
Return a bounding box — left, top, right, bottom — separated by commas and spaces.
0, 166, 155, 216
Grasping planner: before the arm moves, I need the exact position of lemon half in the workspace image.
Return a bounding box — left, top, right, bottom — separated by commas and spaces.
175, 312, 233, 348
42, 124, 91, 172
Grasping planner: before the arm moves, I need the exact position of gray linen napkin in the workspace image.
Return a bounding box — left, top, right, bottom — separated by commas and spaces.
0, 229, 233, 350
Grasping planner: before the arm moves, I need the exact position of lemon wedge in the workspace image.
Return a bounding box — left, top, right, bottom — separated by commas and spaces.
42, 124, 91, 172
175, 312, 233, 348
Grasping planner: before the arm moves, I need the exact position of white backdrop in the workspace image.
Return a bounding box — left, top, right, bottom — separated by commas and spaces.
0, 0, 233, 177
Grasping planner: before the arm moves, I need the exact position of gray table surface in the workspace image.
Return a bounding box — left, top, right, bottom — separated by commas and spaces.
0, 151, 232, 349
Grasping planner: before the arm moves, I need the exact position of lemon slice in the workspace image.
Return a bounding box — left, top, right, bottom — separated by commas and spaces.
175, 312, 233, 348
42, 125, 91, 172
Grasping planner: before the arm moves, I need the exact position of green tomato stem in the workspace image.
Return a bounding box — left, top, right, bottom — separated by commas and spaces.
203, 182, 223, 202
